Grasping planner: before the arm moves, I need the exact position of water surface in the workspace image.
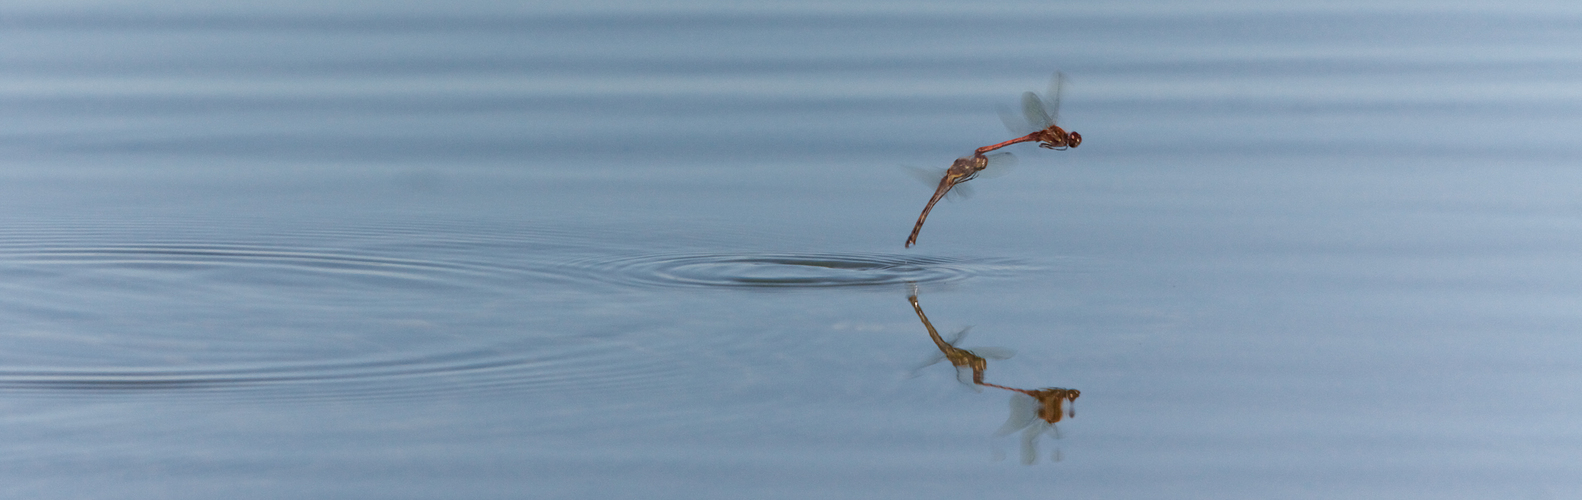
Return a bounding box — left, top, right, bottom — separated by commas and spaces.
3, 1, 1582, 498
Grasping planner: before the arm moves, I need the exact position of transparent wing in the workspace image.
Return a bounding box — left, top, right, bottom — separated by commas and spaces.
974, 152, 1017, 180
949, 182, 975, 200
1045, 72, 1066, 127
966, 346, 1016, 360
954, 365, 983, 391
901, 165, 940, 187
997, 104, 1035, 136
1021, 91, 1053, 130
900, 165, 973, 200
943, 326, 970, 346
909, 351, 947, 377
1019, 421, 1045, 465
996, 393, 1037, 436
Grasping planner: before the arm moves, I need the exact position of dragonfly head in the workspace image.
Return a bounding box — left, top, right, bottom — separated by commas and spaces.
1067, 131, 1081, 148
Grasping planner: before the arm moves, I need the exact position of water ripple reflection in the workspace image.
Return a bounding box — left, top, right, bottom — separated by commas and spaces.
574, 253, 1030, 289
0, 339, 683, 402
0, 238, 682, 401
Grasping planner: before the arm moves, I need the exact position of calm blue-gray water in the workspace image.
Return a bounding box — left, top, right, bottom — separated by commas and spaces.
3, 1, 1582, 498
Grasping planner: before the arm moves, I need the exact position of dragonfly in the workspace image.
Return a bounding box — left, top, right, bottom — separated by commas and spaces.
903, 151, 1015, 248
975, 72, 1082, 154
908, 292, 1015, 388
986, 385, 1081, 464
984, 384, 1080, 425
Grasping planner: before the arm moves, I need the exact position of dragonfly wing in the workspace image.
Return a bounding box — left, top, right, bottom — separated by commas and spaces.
1046, 72, 1066, 126
954, 365, 984, 391
1021, 91, 1053, 130
996, 393, 1037, 436
968, 346, 1016, 360
949, 182, 974, 200
975, 152, 1017, 180
901, 165, 946, 188
1020, 422, 1046, 465
910, 352, 947, 376
997, 104, 1034, 135
901, 166, 970, 200
944, 326, 970, 346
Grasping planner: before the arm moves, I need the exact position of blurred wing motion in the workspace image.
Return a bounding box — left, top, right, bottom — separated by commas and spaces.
955, 365, 985, 391
1045, 71, 1065, 127
909, 326, 969, 375
966, 346, 1016, 360
904, 153, 1014, 248
910, 351, 947, 375
944, 326, 969, 346
998, 104, 1034, 136
1020, 72, 1064, 130
977, 71, 1079, 154
1020, 421, 1051, 465
996, 392, 1038, 436
977, 152, 1017, 179
902, 165, 974, 201
1022, 91, 1054, 130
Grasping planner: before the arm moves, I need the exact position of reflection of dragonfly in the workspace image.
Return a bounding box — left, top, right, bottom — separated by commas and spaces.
904, 152, 1015, 248
908, 293, 1015, 388
975, 72, 1082, 154
986, 385, 1081, 464
903, 287, 1082, 465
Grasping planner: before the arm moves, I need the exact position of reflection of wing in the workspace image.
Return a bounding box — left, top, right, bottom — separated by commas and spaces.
1022, 91, 1053, 130
967, 346, 1015, 360
1019, 422, 1046, 465
909, 351, 947, 376
996, 393, 1037, 436
954, 365, 984, 391
943, 327, 970, 346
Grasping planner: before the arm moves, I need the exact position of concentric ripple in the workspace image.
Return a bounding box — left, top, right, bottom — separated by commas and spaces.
0, 235, 1030, 400
0, 338, 688, 402
0, 237, 666, 400
575, 253, 1031, 289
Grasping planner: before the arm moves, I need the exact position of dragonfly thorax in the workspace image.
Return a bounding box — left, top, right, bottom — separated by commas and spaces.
948, 155, 989, 177
1037, 127, 1080, 150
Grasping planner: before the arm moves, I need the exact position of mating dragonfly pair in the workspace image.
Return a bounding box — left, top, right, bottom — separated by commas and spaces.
909, 291, 1080, 464
905, 73, 1082, 248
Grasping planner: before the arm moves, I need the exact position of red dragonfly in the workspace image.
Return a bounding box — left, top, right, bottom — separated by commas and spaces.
904, 151, 1015, 248
976, 72, 1082, 154
908, 291, 1015, 388
985, 384, 1081, 464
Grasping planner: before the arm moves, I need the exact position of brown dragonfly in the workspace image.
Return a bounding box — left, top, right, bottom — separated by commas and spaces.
908, 291, 1014, 388
976, 72, 1082, 154
905, 288, 1083, 463
985, 384, 1080, 464
903, 151, 1015, 248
